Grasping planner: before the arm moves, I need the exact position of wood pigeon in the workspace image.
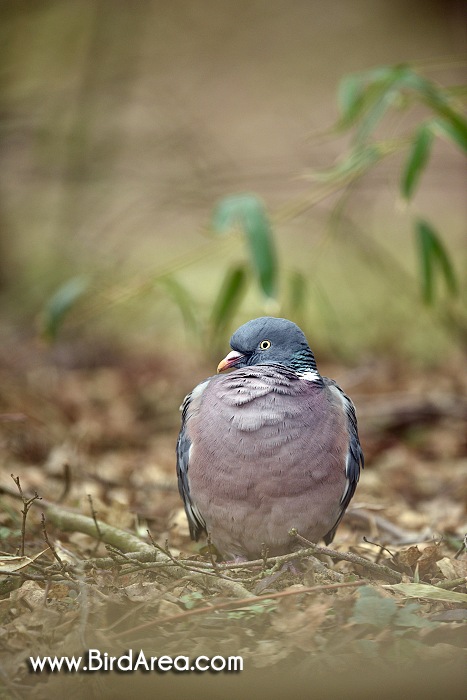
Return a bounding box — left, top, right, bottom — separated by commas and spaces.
176, 317, 363, 560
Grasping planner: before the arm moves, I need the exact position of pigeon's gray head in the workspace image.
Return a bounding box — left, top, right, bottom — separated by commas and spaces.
217, 317, 319, 377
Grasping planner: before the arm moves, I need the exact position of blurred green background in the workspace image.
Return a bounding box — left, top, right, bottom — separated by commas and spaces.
1, 0, 465, 364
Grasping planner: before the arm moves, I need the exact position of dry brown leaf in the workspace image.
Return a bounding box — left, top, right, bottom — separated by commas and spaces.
0, 549, 49, 573
417, 543, 444, 577
10, 580, 45, 608
2, 344, 467, 691
47, 583, 74, 600
395, 545, 421, 568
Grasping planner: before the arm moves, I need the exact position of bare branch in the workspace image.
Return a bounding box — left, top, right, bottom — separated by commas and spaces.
289, 530, 402, 583
40, 513, 64, 568
11, 474, 42, 557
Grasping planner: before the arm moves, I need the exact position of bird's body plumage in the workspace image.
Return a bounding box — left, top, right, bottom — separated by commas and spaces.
176, 317, 363, 560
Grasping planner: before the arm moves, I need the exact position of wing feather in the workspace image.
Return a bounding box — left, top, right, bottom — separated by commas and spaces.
323, 378, 364, 544
176, 380, 211, 540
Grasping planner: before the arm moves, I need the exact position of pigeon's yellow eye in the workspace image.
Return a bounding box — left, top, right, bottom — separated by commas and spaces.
259, 340, 271, 350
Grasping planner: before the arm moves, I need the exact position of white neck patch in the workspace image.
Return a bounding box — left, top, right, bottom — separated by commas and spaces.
297, 369, 321, 382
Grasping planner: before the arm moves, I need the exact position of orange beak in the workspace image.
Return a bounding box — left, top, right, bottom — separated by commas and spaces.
217, 350, 245, 373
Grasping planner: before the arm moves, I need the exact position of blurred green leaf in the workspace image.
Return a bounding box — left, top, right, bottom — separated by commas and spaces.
337, 73, 365, 126
287, 269, 308, 315
353, 65, 413, 143
180, 591, 204, 610
212, 194, 278, 299
431, 116, 467, 152
210, 264, 249, 337
159, 277, 200, 335
336, 65, 402, 130
337, 64, 467, 152
393, 603, 435, 629
364, 64, 405, 84
418, 222, 435, 305
416, 219, 458, 305
351, 586, 398, 627
353, 87, 396, 144
312, 144, 384, 184
41, 276, 89, 341
401, 124, 433, 200
433, 105, 467, 144
402, 73, 467, 149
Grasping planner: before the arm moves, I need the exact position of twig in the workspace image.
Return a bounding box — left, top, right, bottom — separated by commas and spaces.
0, 484, 401, 589
58, 462, 72, 503
261, 543, 270, 573
305, 555, 344, 583
44, 503, 154, 554
40, 513, 63, 568
206, 534, 221, 574
144, 535, 266, 589
147, 530, 180, 566
117, 580, 365, 640
87, 494, 102, 539
80, 541, 402, 583
87, 494, 103, 555
11, 474, 41, 556
42, 578, 51, 607
362, 536, 394, 564
346, 509, 432, 545
145, 531, 262, 584
289, 530, 402, 583
435, 577, 467, 590
42, 505, 253, 598
454, 535, 466, 559
0, 569, 81, 600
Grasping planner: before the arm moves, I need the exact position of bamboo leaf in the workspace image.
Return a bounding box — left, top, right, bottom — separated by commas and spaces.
397, 70, 467, 149
429, 230, 459, 299
415, 219, 458, 305
424, 99, 467, 149
210, 264, 249, 337
353, 87, 396, 144
212, 194, 278, 299
159, 277, 200, 335
431, 116, 467, 153
401, 124, 433, 200
416, 220, 434, 304
336, 65, 467, 151
410, 72, 467, 151
312, 144, 383, 184
287, 269, 308, 315
336, 65, 402, 130
337, 73, 365, 127
41, 276, 89, 341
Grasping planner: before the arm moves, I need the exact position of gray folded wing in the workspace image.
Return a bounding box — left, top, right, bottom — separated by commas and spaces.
322, 378, 364, 544
176, 379, 211, 540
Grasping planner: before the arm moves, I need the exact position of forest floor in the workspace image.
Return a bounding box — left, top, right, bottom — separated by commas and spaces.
0, 338, 466, 699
